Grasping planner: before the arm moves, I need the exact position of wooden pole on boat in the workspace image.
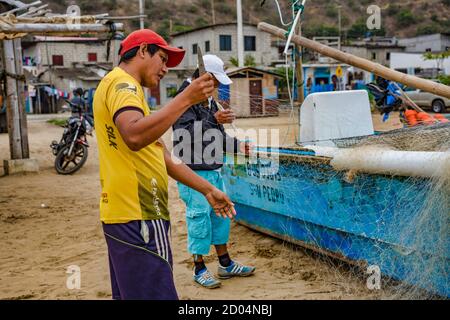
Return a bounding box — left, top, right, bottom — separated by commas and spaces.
391, 82, 426, 113
258, 22, 450, 99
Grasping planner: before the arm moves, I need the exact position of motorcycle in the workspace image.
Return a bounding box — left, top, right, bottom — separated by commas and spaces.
50, 100, 94, 175
366, 77, 403, 115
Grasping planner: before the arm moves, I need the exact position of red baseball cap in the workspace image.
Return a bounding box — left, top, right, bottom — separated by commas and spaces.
119, 29, 185, 68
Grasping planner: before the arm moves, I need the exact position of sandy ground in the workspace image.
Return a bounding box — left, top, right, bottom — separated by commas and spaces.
0, 112, 390, 300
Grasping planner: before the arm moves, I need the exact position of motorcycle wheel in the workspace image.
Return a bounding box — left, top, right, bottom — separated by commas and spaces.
54, 143, 88, 175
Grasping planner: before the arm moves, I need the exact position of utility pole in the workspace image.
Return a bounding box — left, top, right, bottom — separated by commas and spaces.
139, 0, 150, 103
337, 4, 342, 50
211, 0, 216, 25
139, 0, 145, 29
236, 0, 244, 67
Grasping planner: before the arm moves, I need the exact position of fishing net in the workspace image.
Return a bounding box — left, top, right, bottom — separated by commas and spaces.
200, 0, 449, 298
219, 85, 449, 299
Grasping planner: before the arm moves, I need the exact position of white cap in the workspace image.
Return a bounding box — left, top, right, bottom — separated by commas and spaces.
203, 54, 233, 85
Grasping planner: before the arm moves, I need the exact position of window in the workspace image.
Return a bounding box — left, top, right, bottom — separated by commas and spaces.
52, 55, 64, 66
425, 48, 432, 52
88, 53, 97, 62
205, 40, 210, 53
395, 68, 408, 74
371, 52, 377, 60
192, 43, 198, 55
166, 84, 178, 98
244, 36, 256, 51
386, 52, 390, 61
219, 35, 232, 51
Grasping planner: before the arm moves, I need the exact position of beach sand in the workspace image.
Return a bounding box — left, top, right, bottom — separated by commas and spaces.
0, 112, 390, 300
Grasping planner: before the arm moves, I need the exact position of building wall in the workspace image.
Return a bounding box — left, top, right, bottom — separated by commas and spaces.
390, 52, 450, 75
170, 24, 273, 69
399, 34, 450, 53
342, 46, 404, 67
158, 71, 186, 107
29, 42, 110, 68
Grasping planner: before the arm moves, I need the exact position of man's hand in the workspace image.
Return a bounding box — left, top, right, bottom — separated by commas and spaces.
215, 109, 236, 124
181, 73, 215, 106
205, 188, 236, 219
239, 141, 253, 156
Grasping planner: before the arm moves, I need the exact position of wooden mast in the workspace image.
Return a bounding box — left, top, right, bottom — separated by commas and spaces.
258, 22, 450, 99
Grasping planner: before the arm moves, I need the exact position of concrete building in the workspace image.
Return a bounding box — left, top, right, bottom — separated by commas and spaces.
390, 52, 450, 77
169, 23, 275, 69
342, 37, 405, 67
156, 68, 192, 107
302, 63, 373, 98
157, 23, 287, 108
398, 33, 450, 53
20, 36, 114, 113
22, 36, 113, 93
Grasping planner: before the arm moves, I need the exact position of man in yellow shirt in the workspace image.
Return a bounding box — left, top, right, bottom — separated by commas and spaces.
94, 29, 236, 300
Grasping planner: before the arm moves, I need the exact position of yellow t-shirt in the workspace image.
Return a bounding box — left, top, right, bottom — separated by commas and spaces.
93, 67, 169, 224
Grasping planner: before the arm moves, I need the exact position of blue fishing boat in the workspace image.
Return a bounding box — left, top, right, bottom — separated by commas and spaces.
222, 91, 450, 297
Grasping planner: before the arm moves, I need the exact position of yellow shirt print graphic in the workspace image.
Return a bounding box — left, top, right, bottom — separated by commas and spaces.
115, 82, 138, 95
94, 67, 169, 224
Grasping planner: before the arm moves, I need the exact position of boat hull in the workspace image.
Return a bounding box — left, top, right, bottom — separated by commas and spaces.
222, 151, 449, 297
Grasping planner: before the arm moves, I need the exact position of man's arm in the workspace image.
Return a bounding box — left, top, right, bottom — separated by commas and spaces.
115, 73, 214, 151
163, 147, 236, 219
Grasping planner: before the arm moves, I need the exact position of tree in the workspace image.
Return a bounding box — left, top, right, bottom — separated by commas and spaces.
396, 9, 416, 28
244, 55, 256, 67
229, 55, 256, 67
229, 57, 239, 67
438, 75, 450, 85
347, 19, 385, 39
423, 51, 450, 73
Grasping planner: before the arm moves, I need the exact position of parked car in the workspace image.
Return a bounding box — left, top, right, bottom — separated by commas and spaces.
404, 84, 450, 113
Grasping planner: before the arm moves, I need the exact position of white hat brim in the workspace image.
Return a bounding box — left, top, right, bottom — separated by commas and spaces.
212, 72, 233, 85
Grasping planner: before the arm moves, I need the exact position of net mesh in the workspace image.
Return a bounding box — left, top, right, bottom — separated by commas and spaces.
222, 89, 449, 299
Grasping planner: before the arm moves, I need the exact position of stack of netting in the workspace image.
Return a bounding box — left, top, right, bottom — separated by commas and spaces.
332, 122, 450, 152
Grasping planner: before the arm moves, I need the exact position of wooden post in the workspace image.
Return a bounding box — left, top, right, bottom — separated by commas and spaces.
0, 41, 6, 134
3, 39, 30, 160
295, 23, 304, 104
258, 22, 450, 99
36, 86, 42, 114
13, 38, 30, 158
